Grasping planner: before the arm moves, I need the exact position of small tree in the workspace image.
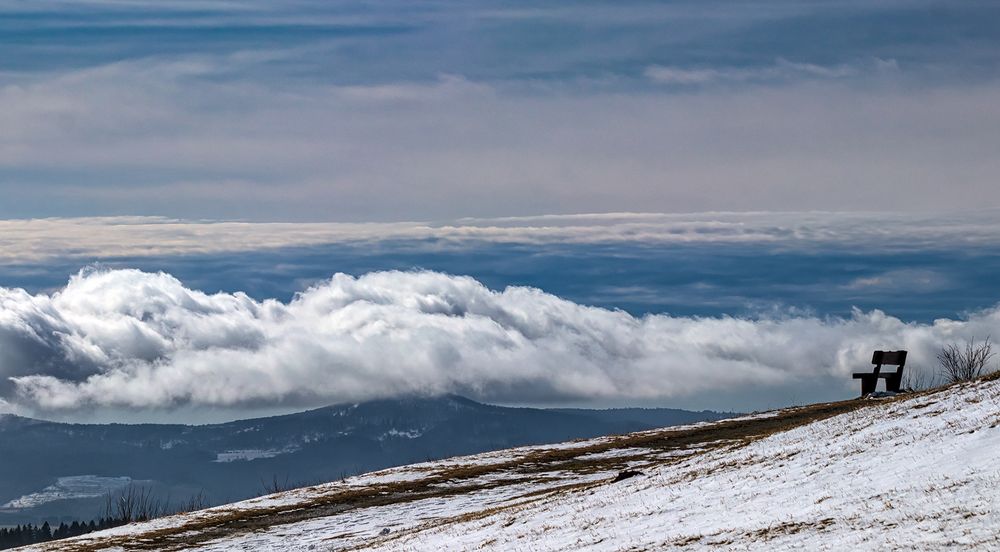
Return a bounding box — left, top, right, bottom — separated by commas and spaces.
937, 337, 996, 384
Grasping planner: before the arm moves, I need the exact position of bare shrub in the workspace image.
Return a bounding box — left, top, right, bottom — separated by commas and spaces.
178, 491, 208, 513
260, 474, 292, 495
937, 337, 996, 384
104, 485, 168, 523
901, 367, 936, 391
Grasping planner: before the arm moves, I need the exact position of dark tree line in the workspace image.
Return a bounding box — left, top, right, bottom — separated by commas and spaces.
0, 518, 125, 549
0, 485, 209, 550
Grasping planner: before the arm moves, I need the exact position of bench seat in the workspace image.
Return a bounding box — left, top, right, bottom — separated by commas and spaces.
852, 372, 897, 379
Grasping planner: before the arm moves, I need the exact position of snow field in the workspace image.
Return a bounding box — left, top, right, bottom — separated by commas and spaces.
26, 378, 1000, 551
369, 380, 1000, 550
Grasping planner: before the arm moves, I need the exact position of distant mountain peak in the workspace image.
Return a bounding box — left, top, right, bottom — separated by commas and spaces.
0, 413, 38, 431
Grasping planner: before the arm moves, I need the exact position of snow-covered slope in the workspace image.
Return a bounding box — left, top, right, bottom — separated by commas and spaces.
25, 376, 1000, 551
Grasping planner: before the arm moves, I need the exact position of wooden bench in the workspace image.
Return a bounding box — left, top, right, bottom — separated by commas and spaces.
853, 350, 907, 396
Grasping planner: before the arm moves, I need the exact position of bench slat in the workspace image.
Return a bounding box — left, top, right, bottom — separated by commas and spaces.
872, 350, 907, 366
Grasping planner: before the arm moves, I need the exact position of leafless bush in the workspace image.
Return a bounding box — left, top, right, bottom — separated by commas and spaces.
178, 490, 208, 513
104, 485, 168, 523
98, 487, 211, 525
901, 367, 937, 391
937, 337, 996, 384
260, 474, 293, 495
257, 474, 319, 497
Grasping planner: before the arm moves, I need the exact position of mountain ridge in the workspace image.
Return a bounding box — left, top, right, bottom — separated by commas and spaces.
0, 395, 734, 526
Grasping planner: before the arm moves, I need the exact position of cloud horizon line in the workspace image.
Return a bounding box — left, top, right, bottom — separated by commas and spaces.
2, 210, 1000, 263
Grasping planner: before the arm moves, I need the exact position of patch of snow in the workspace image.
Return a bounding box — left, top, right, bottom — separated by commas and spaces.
573, 447, 656, 462
3, 476, 132, 509
213, 447, 296, 463
333, 405, 359, 416
379, 428, 424, 440
368, 382, 1000, 550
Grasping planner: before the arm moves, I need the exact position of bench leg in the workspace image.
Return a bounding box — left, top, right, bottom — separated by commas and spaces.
885, 373, 902, 393
859, 376, 877, 396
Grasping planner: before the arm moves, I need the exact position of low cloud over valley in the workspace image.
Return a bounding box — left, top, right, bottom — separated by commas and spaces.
2, 268, 997, 420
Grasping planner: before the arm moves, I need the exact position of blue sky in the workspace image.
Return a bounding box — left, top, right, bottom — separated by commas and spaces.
1, 2, 1000, 420
4, 239, 1000, 324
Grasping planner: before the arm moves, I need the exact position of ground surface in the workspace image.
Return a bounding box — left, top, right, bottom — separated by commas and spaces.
22, 375, 1000, 551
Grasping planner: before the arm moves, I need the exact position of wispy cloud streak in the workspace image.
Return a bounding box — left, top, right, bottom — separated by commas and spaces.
1, 1, 999, 219
1, 212, 1000, 263
643, 58, 892, 85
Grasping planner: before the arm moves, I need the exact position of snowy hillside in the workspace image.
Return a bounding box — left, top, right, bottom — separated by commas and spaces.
25, 375, 1000, 551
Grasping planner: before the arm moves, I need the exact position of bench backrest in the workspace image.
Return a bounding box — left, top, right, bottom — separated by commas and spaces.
872, 350, 907, 374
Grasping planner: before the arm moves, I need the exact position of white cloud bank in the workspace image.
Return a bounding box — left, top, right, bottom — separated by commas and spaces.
2, 268, 998, 416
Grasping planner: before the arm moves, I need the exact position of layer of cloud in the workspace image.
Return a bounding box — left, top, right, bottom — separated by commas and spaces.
2, 51, 1000, 220
2, 1, 999, 220
3, 211, 1000, 264
643, 58, 894, 85
2, 268, 998, 418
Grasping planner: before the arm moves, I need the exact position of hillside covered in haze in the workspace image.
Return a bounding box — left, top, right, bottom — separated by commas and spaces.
0, 396, 730, 526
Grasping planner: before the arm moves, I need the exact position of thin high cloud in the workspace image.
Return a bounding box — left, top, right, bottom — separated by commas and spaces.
643, 58, 896, 85
2, 268, 997, 419
3, 58, 999, 220
1, 212, 999, 263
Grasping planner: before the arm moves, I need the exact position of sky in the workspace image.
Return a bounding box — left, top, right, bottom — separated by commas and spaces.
2, 0, 1000, 219
1, 1, 1000, 422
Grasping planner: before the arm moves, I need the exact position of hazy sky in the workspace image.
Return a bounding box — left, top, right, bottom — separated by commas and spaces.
2, 2, 1000, 422
1, 0, 999, 220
